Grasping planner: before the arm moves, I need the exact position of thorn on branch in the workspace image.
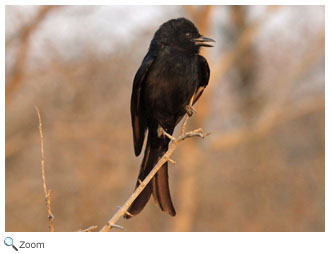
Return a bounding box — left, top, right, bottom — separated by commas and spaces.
164, 131, 176, 141
117, 206, 133, 218
124, 210, 133, 217
110, 223, 124, 230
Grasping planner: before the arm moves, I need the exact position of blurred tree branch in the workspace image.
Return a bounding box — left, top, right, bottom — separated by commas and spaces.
211, 28, 324, 150
230, 6, 259, 121
6, 6, 59, 104
210, 6, 281, 86
184, 5, 213, 35
211, 95, 324, 151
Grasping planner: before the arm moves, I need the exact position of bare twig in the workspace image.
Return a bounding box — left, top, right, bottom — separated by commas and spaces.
35, 106, 55, 232
100, 97, 208, 232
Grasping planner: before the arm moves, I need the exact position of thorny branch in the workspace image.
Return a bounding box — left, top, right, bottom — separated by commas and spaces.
99, 98, 209, 232
35, 106, 55, 232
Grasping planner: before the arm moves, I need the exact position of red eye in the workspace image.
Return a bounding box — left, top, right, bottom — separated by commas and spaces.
185, 32, 192, 38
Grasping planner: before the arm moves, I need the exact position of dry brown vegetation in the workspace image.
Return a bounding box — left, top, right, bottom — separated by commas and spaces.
5, 5, 324, 232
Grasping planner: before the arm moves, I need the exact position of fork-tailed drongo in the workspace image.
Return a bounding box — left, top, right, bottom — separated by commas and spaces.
125, 17, 214, 218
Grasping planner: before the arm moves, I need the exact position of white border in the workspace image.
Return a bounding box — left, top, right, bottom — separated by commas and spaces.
1, 1, 330, 254
1, 0, 5, 240
0, 0, 329, 6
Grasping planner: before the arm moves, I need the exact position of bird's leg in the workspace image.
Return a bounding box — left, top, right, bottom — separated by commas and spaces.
157, 125, 176, 141
185, 105, 197, 117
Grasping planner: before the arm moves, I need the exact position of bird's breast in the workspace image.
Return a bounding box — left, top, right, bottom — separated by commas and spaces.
143, 52, 199, 119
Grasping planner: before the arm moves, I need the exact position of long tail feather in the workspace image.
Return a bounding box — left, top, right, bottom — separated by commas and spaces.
152, 162, 176, 216
125, 130, 175, 218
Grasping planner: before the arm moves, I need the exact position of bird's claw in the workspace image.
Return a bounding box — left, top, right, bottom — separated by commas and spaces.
157, 126, 175, 141
185, 105, 196, 117
157, 126, 164, 138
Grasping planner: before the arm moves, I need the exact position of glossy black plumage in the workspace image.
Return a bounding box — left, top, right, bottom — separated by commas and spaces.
126, 17, 214, 218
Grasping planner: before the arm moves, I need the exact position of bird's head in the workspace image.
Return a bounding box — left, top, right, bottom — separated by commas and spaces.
150, 17, 215, 54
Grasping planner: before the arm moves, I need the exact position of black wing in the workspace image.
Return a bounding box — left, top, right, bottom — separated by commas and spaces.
193, 55, 210, 105
130, 54, 155, 156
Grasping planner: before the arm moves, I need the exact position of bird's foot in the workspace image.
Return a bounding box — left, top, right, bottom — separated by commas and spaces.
157, 126, 176, 141
157, 126, 164, 138
185, 105, 197, 117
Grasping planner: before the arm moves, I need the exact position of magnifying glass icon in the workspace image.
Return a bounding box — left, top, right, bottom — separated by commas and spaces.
4, 237, 18, 251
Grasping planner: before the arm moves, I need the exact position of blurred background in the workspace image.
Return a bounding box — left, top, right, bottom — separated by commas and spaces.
5, 5, 324, 232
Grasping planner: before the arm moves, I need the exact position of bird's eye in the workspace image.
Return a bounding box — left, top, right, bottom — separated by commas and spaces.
185, 32, 192, 38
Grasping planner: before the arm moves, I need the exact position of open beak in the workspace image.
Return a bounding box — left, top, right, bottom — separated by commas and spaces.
193, 36, 215, 47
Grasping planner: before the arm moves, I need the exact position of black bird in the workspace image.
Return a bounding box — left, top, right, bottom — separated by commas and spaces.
125, 17, 214, 218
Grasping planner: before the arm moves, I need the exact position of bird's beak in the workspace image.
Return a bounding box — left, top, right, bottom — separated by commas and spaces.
193, 36, 215, 47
